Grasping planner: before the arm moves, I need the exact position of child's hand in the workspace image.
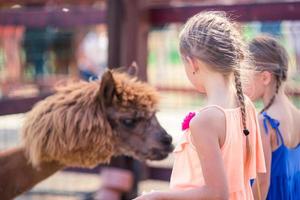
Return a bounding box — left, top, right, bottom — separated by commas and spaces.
133, 191, 163, 200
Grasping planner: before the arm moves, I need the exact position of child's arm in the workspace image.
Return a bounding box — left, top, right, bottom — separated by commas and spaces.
134, 108, 229, 200
252, 116, 272, 200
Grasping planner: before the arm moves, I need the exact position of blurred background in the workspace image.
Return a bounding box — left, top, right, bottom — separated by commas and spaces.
0, 0, 300, 199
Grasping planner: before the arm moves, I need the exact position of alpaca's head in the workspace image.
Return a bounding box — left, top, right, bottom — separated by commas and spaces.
100, 66, 174, 161
22, 64, 173, 167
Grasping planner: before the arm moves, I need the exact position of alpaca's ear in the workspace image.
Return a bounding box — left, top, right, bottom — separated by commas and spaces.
99, 70, 115, 108
127, 61, 138, 77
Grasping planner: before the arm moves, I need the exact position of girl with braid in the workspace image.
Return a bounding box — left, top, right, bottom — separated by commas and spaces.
134, 11, 265, 200
247, 35, 300, 200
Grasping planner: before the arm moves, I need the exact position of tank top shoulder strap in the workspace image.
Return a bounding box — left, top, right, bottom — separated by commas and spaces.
198, 105, 228, 120
199, 105, 227, 114
261, 112, 284, 145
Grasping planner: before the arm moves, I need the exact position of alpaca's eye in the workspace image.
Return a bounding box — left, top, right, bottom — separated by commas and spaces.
121, 118, 136, 128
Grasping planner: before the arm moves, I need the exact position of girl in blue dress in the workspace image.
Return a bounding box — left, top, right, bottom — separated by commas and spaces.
247, 35, 300, 200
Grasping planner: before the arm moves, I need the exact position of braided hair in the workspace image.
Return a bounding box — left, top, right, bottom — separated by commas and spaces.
249, 35, 288, 113
179, 11, 252, 161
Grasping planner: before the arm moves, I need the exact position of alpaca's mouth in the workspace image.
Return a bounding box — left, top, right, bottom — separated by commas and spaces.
147, 150, 170, 160
121, 144, 174, 161
141, 145, 174, 161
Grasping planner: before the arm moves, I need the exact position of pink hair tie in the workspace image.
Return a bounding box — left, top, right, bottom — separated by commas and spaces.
181, 112, 196, 131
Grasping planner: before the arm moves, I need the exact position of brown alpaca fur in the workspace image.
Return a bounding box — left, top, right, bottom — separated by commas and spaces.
22, 70, 160, 168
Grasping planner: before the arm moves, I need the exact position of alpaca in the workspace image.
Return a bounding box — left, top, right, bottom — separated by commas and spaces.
0, 65, 173, 200
22, 65, 173, 168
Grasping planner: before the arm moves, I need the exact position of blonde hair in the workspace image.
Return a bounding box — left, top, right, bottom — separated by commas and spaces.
179, 11, 251, 161
249, 34, 289, 113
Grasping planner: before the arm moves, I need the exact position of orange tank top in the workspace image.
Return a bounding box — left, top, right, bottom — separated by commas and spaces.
170, 97, 266, 200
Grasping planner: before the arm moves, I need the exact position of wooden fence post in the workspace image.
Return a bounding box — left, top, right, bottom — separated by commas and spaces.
104, 1, 150, 199
108, 0, 149, 81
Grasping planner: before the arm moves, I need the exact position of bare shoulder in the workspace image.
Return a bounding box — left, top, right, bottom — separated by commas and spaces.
190, 106, 226, 138
267, 104, 287, 124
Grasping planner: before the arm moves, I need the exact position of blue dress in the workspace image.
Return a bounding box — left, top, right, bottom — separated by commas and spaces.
262, 112, 300, 200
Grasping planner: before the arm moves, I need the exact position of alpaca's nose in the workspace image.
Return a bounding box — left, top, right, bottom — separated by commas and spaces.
160, 133, 172, 146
